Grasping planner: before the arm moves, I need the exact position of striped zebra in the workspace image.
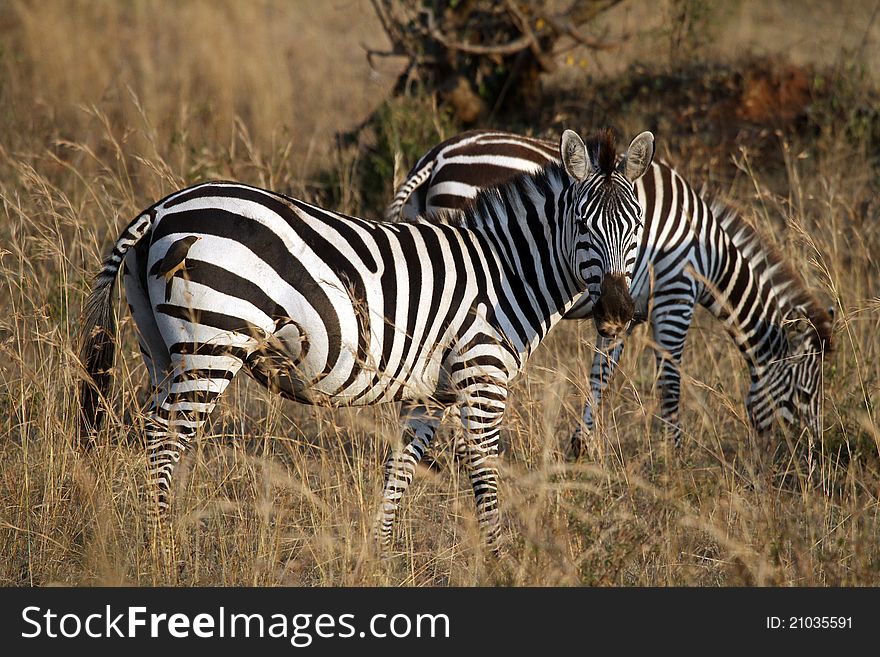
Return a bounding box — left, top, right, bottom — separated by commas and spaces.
388, 130, 834, 455
78, 128, 655, 555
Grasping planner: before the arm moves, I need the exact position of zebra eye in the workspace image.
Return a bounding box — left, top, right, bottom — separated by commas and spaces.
796, 386, 812, 402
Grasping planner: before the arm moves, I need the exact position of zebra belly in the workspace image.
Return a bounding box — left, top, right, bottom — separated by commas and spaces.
155, 292, 453, 408
144, 207, 468, 408
242, 323, 450, 407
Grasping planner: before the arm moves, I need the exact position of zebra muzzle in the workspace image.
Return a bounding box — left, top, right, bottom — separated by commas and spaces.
593, 272, 635, 338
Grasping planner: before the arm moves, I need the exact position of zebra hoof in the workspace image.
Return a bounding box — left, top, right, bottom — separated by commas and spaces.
371, 536, 394, 561
567, 427, 594, 461
649, 416, 684, 449
481, 541, 516, 584
663, 426, 684, 449
483, 536, 508, 563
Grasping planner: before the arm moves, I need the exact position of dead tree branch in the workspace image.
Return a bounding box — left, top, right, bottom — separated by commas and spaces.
366, 0, 627, 122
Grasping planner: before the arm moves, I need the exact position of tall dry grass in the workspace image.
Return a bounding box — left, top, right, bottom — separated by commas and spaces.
1, 0, 878, 586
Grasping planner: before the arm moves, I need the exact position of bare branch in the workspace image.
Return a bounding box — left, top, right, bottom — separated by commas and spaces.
363, 0, 630, 119
427, 28, 533, 57
539, 12, 620, 52
504, 0, 556, 72
563, 0, 625, 28
370, 0, 397, 44
364, 45, 410, 71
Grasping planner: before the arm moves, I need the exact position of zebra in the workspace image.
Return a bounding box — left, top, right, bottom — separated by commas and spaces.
78, 128, 655, 556
388, 130, 834, 456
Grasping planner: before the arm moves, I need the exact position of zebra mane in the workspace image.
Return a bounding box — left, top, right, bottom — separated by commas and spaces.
426, 162, 568, 228
587, 127, 618, 176
710, 195, 834, 352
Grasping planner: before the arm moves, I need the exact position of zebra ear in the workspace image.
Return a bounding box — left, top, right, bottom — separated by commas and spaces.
618, 131, 655, 182
560, 129, 588, 181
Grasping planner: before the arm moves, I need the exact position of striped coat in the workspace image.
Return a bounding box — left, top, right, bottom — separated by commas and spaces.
388, 130, 833, 454
79, 128, 655, 554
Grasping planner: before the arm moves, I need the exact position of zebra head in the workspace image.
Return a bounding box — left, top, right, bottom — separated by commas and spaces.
746, 308, 834, 437
559, 128, 654, 337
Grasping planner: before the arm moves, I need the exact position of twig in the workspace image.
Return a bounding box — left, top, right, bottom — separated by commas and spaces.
428, 28, 534, 57
364, 45, 411, 71
370, 0, 400, 44
562, 0, 625, 27
504, 0, 556, 72
540, 12, 620, 52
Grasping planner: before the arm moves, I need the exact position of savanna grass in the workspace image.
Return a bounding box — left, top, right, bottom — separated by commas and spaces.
1, 0, 877, 586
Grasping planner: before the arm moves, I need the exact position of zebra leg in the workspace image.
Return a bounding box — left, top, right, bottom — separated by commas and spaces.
570, 335, 625, 460
374, 403, 443, 554
144, 351, 243, 566
429, 419, 498, 472
651, 303, 694, 447
458, 383, 508, 554
124, 254, 173, 435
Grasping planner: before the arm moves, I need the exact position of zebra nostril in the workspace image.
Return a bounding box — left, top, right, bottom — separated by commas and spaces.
596, 273, 635, 331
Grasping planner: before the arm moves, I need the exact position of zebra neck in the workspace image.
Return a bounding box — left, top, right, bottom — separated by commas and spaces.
464, 171, 583, 356
700, 213, 796, 373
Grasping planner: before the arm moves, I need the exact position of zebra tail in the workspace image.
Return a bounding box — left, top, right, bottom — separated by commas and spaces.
78, 211, 154, 447
384, 159, 434, 222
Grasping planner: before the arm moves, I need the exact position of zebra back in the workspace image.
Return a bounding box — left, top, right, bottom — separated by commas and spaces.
387, 130, 558, 222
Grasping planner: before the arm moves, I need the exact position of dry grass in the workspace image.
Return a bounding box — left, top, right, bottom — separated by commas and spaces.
1, 0, 878, 586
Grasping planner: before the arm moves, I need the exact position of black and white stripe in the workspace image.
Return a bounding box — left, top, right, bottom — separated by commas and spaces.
386, 131, 559, 223
78, 128, 654, 554
389, 130, 833, 453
